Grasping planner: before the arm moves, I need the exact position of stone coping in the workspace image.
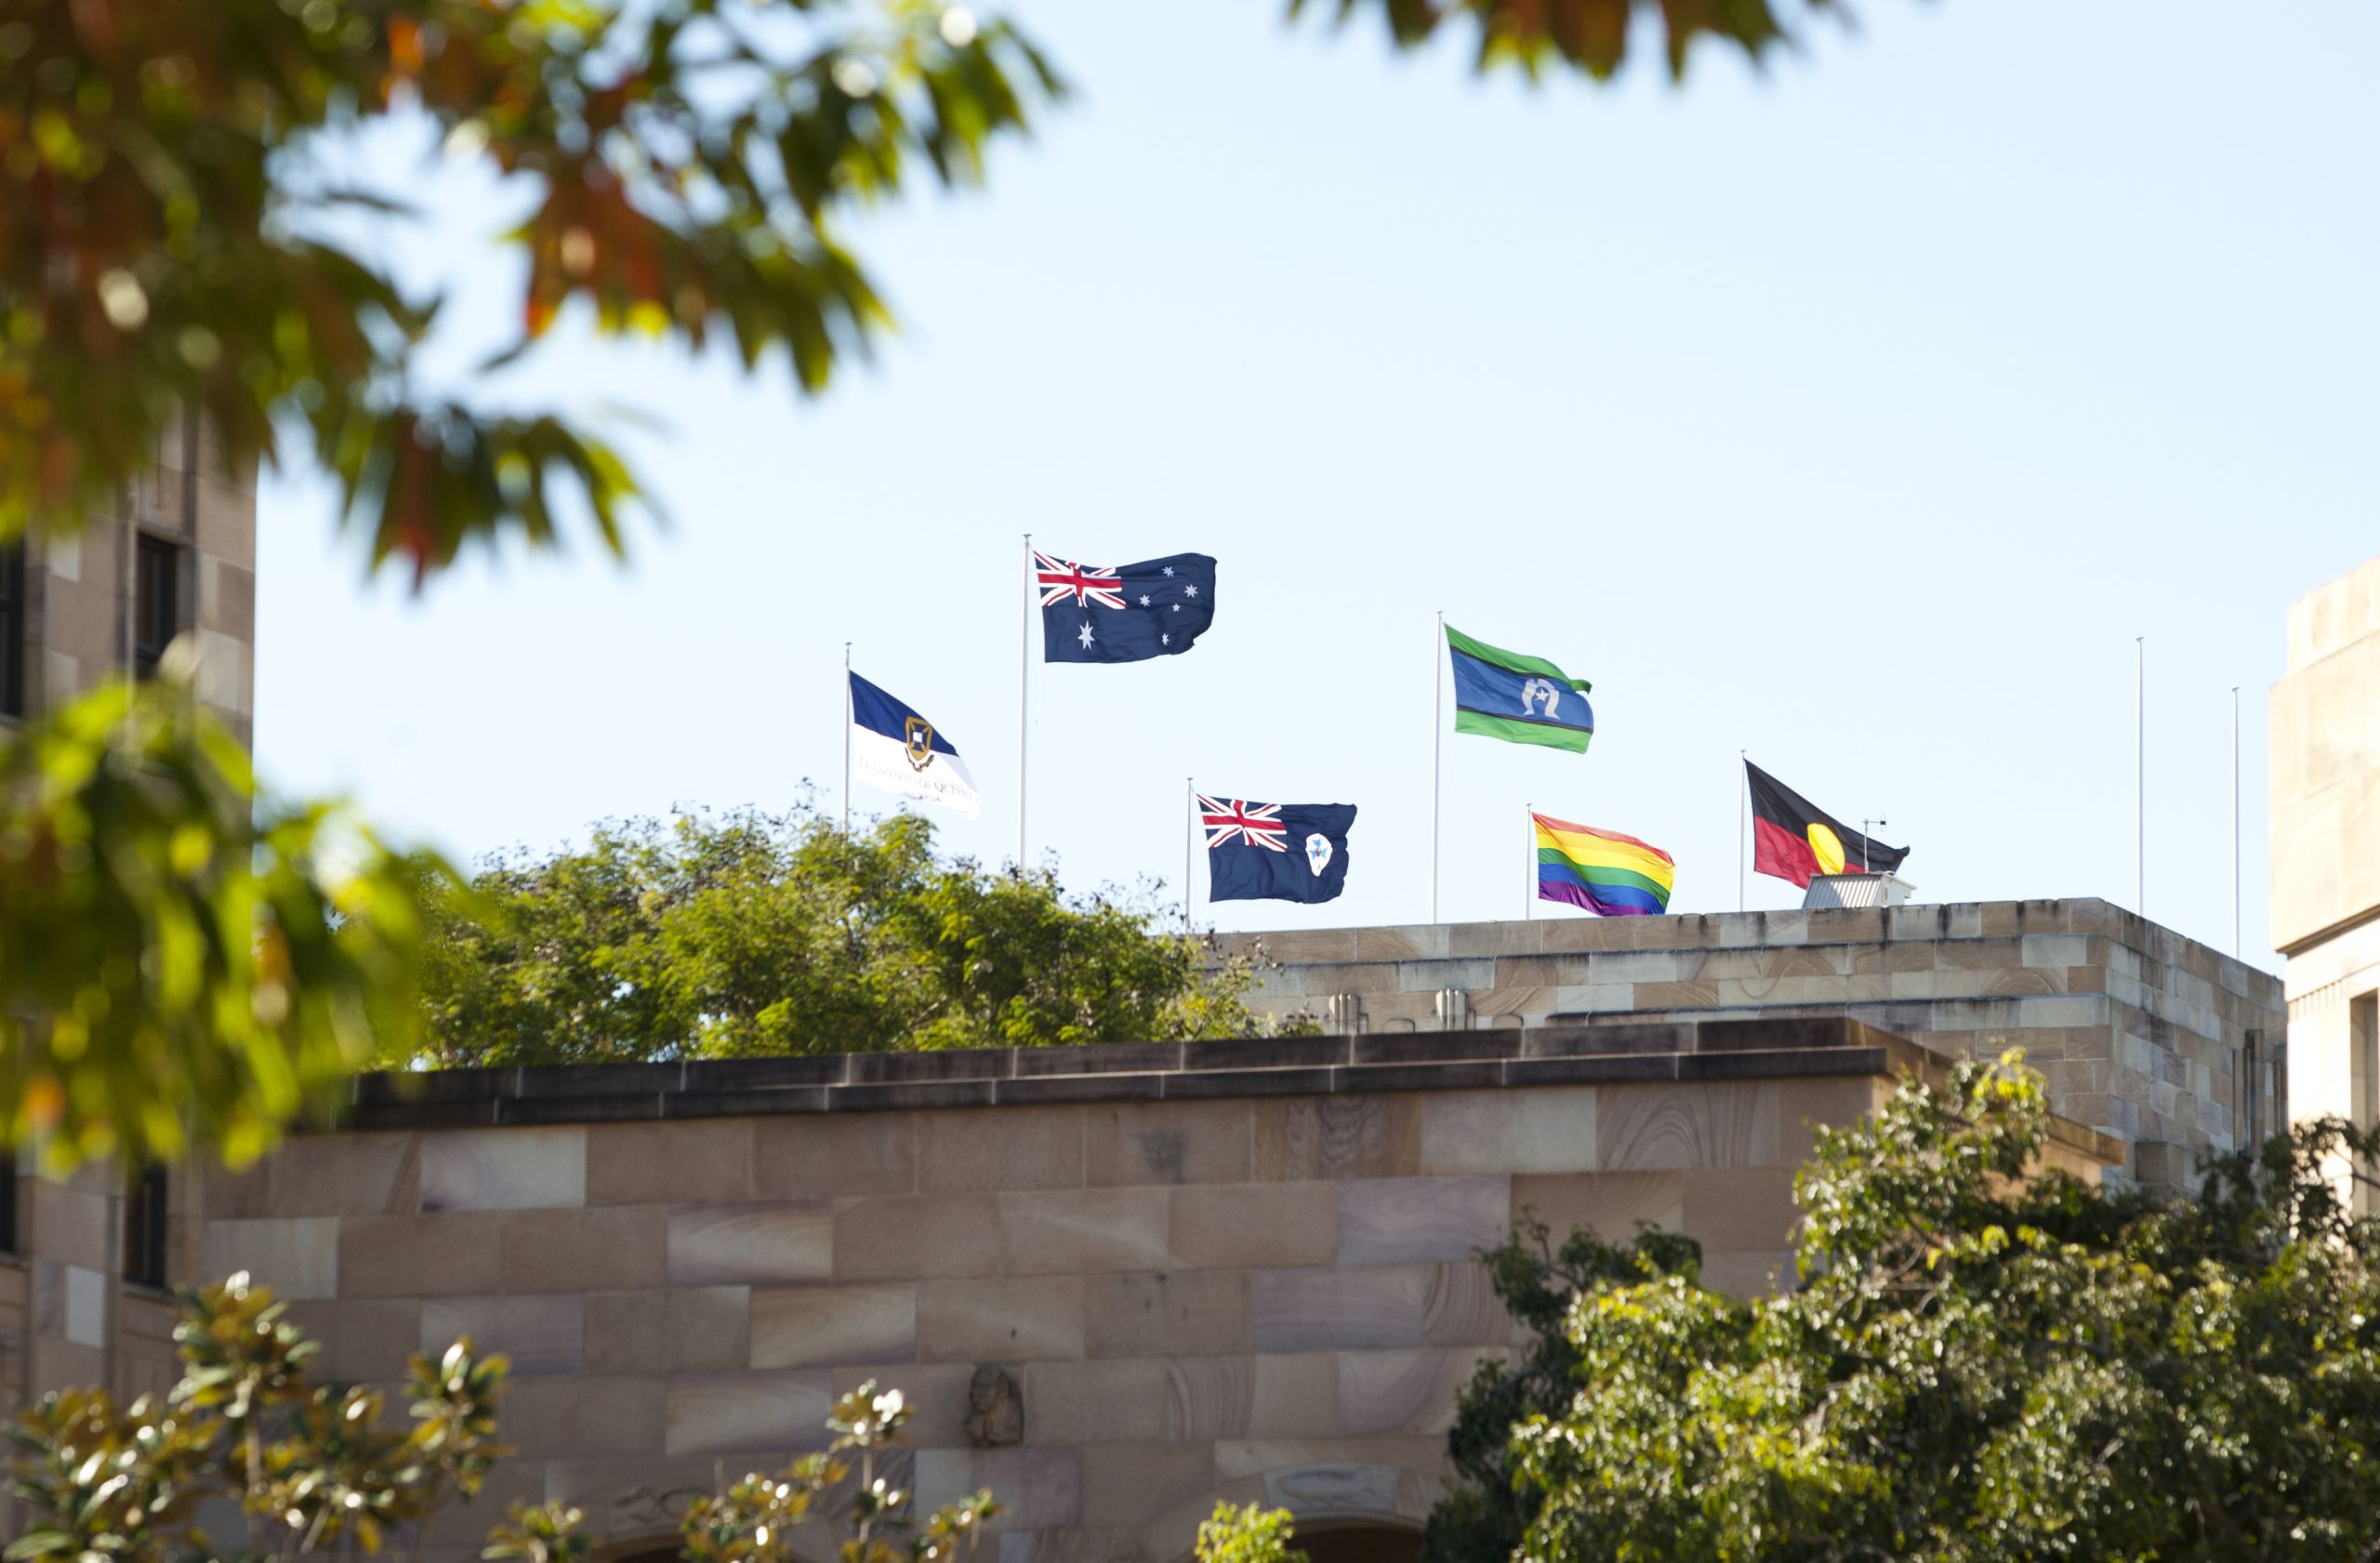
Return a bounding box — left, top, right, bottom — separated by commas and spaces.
1210, 897, 2281, 1002
337, 1018, 2126, 1165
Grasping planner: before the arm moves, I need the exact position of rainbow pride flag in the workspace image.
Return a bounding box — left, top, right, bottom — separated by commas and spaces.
1532, 812, 1674, 917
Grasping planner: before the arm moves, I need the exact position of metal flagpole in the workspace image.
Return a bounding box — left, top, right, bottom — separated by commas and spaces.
1018, 533, 1031, 869
1738, 750, 1746, 913
1523, 803, 1532, 921
2232, 685, 2241, 957
842, 642, 853, 834
2135, 636, 2145, 915
1184, 777, 1195, 932
1432, 611, 1443, 924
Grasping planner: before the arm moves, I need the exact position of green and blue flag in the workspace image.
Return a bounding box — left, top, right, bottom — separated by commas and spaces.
1446, 625, 1593, 752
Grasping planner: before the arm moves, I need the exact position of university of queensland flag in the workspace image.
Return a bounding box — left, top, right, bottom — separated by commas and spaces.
849, 672, 983, 819
1038, 550, 1217, 663
1199, 794, 1356, 905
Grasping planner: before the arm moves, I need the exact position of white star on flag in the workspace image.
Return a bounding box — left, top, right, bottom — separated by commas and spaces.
1184, 584, 1198, 599
1077, 621, 1095, 649
1140, 594, 1151, 605
1161, 566, 1175, 576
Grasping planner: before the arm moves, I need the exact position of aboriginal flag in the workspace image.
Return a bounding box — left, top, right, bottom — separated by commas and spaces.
1745, 762, 1909, 889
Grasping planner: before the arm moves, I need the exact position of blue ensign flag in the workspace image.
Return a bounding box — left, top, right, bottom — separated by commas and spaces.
1199, 795, 1356, 905
1037, 550, 1217, 663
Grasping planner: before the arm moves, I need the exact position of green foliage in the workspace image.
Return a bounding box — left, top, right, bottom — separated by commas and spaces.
7, 1273, 999, 1563
1291, 0, 1837, 83
1196, 1503, 1311, 1563
1428, 1051, 2380, 1563
682, 1384, 998, 1563
0, 0, 1063, 575
0, 670, 428, 1170
5, 1271, 510, 1559
414, 805, 1309, 1066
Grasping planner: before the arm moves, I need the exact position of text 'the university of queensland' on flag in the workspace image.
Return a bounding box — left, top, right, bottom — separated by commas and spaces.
850, 671, 982, 819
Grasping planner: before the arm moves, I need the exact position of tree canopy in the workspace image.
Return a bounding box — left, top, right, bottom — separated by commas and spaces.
1427, 1053, 2380, 1563
411, 806, 1303, 1066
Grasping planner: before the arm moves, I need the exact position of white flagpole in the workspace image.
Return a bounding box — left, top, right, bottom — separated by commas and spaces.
2231, 684, 2241, 957
1432, 610, 1443, 924
2142, 632, 2161, 913
1737, 749, 1746, 914
842, 642, 853, 834
1018, 533, 1031, 870
1184, 776, 1195, 932
1523, 802, 1532, 921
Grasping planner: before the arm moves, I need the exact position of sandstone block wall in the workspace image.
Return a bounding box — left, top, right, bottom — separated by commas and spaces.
1223, 900, 2281, 1166
160, 1025, 2005, 1563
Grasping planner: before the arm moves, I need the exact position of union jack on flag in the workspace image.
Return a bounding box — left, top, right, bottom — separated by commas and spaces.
1198, 794, 1289, 852
1034, 552, 1127, 611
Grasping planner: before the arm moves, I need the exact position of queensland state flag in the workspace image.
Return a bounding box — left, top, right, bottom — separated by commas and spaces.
1199, 794, 1355, 904
1038, 550, 1216, 663
1746, 761, 1907, 888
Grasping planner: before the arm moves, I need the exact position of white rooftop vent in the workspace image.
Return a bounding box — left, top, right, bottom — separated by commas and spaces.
1803, 872, 1917, 909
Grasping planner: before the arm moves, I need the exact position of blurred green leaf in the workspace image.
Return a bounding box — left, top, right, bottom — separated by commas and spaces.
0, 675, 435, 1168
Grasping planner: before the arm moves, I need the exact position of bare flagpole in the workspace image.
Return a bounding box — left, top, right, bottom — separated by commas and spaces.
842, 642, 853, 834
1018, 533, 1032, 870
2135, 636, 2145, 916
1523, 803, 1533, 921
2232, 684, 2241, 957
1737, 749, 1746, 913
1184, 777, 1195, 932
1432, 611, 1444, 924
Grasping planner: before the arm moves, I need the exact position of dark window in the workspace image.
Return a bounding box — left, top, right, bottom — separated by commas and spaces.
124, 1165, 168, 1288
0, 1159, 16, 1254
134, 534, 181, 678
0, 539, 22, 718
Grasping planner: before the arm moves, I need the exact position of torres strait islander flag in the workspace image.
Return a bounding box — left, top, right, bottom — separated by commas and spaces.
1744, 761, 1909, 888
1532, 813, 1674, 917
1446, 625, 1593, 753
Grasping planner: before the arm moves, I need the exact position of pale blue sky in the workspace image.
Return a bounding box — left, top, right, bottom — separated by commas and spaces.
258, 0, 2377, 973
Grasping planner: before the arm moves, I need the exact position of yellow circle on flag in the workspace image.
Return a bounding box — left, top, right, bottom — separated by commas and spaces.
1805, 821, 1846, 875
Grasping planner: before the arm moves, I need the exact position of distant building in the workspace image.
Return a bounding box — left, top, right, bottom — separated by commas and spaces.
2271, 556, 2380, 1200
0, 411, 257, 1477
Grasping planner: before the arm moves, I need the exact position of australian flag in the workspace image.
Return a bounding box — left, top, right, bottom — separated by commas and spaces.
1200, 795, 1356, 905
1038, 550, 1216, 663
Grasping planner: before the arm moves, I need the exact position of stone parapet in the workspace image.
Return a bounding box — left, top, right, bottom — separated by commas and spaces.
1217, 899, 2281, 1160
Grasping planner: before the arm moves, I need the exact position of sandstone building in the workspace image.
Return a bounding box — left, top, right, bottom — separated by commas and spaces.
0, 545, 2369, 1563
2272, 555, 2380, 1203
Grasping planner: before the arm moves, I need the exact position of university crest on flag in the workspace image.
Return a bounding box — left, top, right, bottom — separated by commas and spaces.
849, 672, 982, 819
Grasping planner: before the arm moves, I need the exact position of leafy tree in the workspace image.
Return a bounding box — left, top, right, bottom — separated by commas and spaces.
1196, 1504, 1311, 1563
6, 1270, 999, 1563
412, 805, 1307, 1066
1426, 1053, 2380, 1563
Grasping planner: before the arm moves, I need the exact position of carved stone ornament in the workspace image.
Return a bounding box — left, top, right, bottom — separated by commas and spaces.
964, 1363, 1024, 1447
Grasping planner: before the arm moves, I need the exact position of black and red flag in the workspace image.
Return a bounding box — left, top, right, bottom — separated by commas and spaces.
1745, 762, 1909, 888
